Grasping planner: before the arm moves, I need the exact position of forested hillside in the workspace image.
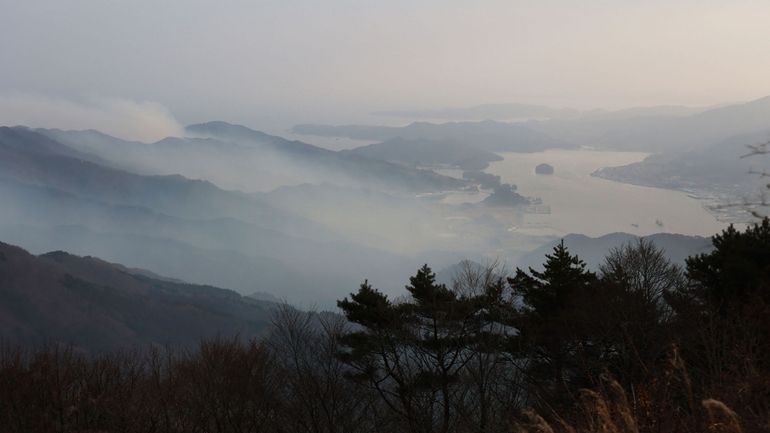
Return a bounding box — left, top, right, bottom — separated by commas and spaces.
1, 220, 768, 432
0, 242, 273, 350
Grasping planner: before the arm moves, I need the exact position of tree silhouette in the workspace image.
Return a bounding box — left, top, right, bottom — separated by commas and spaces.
337, 265, 517, 433
508, 241, 598, 407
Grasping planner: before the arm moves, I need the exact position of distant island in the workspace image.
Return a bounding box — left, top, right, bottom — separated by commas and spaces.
480, 184, 531, 207
535, 163, 554, 175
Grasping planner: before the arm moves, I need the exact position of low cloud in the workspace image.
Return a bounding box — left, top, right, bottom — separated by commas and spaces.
0, 94, 182, 142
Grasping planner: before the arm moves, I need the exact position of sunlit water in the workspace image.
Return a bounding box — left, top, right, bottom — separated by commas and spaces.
482, 149, 727, 238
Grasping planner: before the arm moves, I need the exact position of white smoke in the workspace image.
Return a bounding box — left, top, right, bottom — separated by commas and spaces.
0, 94, 183, 142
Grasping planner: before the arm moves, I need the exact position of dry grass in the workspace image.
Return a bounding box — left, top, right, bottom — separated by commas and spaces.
605, 379, 638, 433
703, 399, 743, 433
515, 381, 747, 433
515, 409, 557, 433
580, 389, 615, 433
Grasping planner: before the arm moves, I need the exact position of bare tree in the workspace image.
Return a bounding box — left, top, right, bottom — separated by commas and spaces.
739, 138, 770, 218
267, 304, 379, 433
600, 238, 685, 310
450, 260, 525, 433
450, 259, 508, 297
171, 337, 281, 433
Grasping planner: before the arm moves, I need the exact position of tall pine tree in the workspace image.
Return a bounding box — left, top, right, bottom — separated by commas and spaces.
337, 265, 516, 433
508, 241, 598, 407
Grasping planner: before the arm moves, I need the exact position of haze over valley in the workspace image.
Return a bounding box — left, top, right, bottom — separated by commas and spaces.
2, 92, 767, 309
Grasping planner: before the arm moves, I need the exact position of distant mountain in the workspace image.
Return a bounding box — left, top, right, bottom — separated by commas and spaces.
0, 175, 418, 305
593, 131, 769, 193
343, 137, 503, 170
372, 103, 705, 122
1, 127, 296, 225
293, 120, 569, 153
434, 232, 712, 287
0, 220, 316, 302
578, 105, 707, 120
372, 103, 580, 121
185, 121, 468, 193
0, 127, 418, 304
0, 126, 104, 162
40, 128, 317, 193
532, 96, 770, 152
516, 232, 713, 272
187, 121, 326, 155
0, 241, 274, 352
40, 123, 467, 194
297, 99, 759, 155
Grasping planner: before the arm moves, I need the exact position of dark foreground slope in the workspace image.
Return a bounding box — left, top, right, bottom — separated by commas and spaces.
0, 241, 273, 351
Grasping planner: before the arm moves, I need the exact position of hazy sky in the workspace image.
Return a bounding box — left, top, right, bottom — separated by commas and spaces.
2, 0, 770, 134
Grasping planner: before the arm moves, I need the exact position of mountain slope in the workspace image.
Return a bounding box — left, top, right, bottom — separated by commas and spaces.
592, 130, 769, 220
0, 176, 418, 304
0, 127, 419, 303
0, 241, 274, 351
186, 121, 468, 192
1, 127, 266, 219
1, 126, 331, 237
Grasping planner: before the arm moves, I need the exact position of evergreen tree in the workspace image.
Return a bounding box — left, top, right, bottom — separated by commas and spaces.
671, 219, 770, 383
507, 241, 598, 407
509, 240, 596, 316
337, 265, 516, 433
685, 219, 770, 311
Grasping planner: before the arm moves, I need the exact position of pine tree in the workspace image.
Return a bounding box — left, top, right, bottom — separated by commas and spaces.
509, 240, 596, 316
685, 219, 770, 311
671, 219, 770, 380
337, 265, 516, 433
507, 240, 598, 407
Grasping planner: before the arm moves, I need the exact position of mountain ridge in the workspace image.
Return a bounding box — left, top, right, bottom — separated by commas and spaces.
0, 240, 275, 352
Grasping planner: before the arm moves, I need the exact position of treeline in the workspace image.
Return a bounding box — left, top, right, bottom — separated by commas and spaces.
1, 221, 769, 433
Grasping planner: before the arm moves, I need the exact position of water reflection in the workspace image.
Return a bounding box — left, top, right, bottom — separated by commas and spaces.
482, 149, 726, 237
